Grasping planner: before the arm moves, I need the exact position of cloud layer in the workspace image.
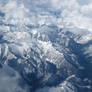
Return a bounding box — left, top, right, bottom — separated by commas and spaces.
0, 0, 92, 32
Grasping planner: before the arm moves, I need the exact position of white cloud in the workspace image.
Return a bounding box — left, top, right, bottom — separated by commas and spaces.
77, 0, 92, 5
1, 1, 30, 25
51, 0, 79, 10
0, 65, 29, 92
0, 0, 92, 42
81, 4, 92, 17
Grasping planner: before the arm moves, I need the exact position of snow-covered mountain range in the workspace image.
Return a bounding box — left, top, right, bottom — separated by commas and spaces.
0, 0, 92, 92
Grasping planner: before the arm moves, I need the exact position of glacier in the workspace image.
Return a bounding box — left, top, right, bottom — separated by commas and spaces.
0, 0, 92, 92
